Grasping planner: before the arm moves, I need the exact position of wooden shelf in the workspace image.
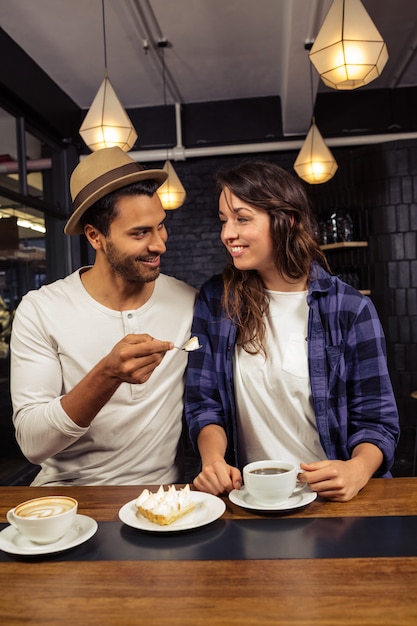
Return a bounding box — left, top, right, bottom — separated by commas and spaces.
320, 241, 368, 251
320, 241, 370, 294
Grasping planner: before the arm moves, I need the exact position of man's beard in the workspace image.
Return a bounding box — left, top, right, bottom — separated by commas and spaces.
105, 240, 161, 284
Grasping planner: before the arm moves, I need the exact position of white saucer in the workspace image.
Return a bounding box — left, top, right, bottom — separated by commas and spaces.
119, 491, 226, 533
0, 514, 98, 556
229, 486, 317, 511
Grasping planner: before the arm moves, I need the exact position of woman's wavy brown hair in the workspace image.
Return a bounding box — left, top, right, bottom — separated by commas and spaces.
216, 160, 329, 355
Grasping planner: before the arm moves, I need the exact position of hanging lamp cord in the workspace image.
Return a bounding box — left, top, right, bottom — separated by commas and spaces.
309, 62, 315, 125
102, 0, 108, 76
159, 42, 168, 162
161, 47, 167, 105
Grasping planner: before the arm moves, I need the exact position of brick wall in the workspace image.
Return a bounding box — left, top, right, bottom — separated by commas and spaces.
159, 140, 417, 475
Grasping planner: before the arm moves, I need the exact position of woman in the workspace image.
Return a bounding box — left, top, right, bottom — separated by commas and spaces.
185, 160, 399, 502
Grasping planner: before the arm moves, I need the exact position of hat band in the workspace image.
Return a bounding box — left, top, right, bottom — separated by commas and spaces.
72, 162, 145, 211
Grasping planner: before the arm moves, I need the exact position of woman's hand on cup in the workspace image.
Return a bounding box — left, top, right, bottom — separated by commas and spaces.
299, 458, 369, 502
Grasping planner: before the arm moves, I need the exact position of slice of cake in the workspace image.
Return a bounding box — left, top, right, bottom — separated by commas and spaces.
183, 336, 201, 352
135, 484, 195, 526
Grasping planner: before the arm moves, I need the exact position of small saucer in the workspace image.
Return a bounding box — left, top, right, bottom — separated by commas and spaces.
229, 486, 317, 511
0, 514, 98, 556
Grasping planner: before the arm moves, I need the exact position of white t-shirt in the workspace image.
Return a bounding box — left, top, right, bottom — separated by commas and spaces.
234, 290, 326, 467
10, 270, 197, 486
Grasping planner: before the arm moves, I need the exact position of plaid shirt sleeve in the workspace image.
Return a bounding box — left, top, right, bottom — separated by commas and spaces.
185, 275, 237, 459
308, 271, 400, 475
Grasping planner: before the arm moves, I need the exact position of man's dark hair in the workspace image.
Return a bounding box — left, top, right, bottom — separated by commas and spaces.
80, 179, 160, 236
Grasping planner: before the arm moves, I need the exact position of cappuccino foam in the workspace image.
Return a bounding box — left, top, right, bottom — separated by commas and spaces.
15, 496, 76, 519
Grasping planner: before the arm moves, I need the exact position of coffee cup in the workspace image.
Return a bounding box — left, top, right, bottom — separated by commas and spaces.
6, 495, 78, 544
243, 460, 302, 505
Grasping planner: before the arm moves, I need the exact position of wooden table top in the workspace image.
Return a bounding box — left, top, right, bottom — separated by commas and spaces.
1, 478, 417, 626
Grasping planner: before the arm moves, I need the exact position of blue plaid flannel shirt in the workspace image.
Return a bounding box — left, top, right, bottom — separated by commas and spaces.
185, 264, 400, 476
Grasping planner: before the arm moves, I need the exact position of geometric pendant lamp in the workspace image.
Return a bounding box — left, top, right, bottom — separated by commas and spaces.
157, 160, 187, 210
309, 0, 388, 90
294, 119, 338, 184
79, 76, 138, 152
79, 0, 137, 152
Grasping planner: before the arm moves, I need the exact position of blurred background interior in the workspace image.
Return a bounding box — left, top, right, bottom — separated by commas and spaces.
1, 0, 417, 483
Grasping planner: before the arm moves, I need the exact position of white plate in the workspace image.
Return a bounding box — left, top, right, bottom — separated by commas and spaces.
119, 491, 226, 532
229, 486, 317, 511
0, 514, 98, 556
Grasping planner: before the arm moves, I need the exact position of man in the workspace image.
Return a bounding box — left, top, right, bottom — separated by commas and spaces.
10, 147, 196, 486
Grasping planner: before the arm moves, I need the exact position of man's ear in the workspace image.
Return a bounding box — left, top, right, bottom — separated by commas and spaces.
83, 224, 104, 250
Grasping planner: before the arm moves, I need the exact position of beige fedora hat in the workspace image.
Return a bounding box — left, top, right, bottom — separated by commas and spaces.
65, 147, 168, 235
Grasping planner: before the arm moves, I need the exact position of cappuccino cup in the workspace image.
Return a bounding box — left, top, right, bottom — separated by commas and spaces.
7, 495, 78, 544
243, 460, 302, 505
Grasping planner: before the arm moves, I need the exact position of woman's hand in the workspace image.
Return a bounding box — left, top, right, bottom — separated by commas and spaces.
299, 443, 383, 501
194, 424, 241, 495
194, 459, 242, 496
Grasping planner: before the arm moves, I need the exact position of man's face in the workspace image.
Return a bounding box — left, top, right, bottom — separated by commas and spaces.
102, 193, 168, 284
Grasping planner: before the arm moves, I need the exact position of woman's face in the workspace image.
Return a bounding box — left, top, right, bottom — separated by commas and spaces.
219, 187, 277, 281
